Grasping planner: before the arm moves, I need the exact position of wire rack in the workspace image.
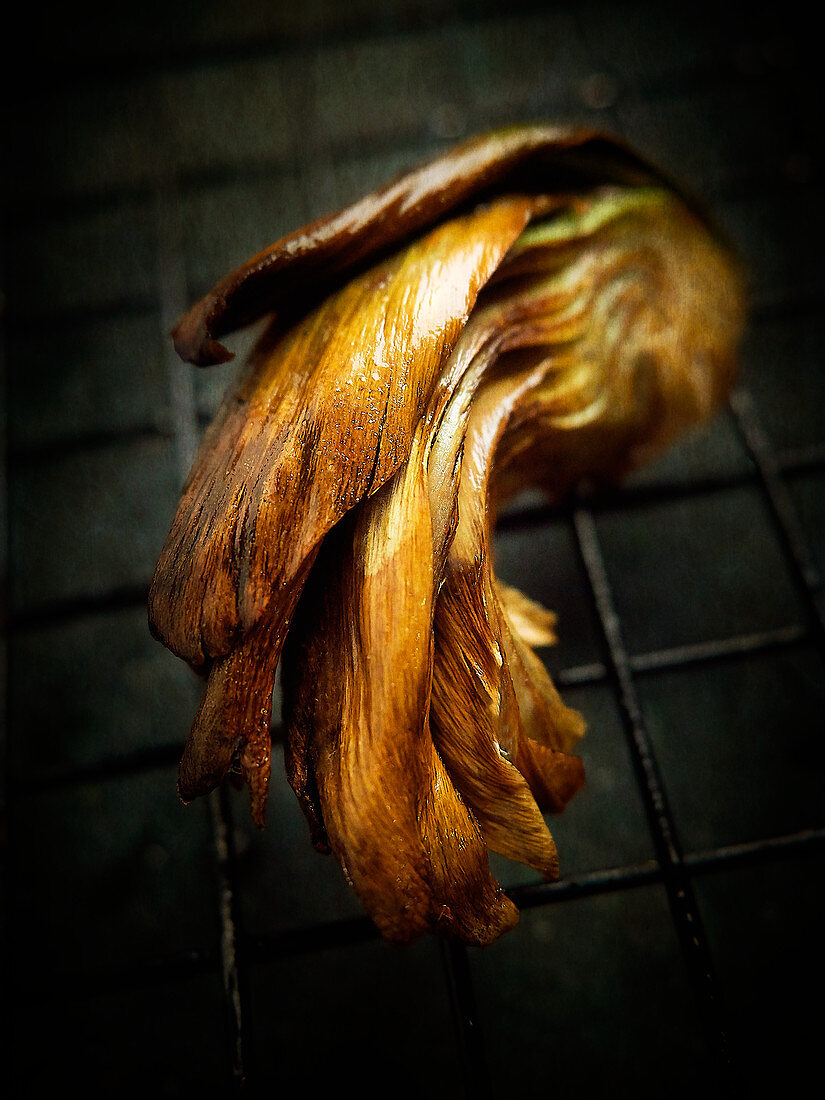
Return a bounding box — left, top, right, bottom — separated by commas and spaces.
4, 4, 824, 1098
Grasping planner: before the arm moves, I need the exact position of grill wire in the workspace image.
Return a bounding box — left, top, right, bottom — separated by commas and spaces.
4, 4, 823, 1098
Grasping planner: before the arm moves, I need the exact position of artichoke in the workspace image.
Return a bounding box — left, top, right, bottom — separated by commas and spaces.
149, 125, 744, 945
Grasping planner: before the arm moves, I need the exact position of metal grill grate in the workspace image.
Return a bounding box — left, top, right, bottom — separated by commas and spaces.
4, 4, 823, 1097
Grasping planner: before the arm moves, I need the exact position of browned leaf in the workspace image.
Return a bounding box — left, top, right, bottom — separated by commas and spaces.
150, 127, 744, 943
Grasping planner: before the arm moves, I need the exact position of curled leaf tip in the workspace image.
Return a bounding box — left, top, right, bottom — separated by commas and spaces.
171, 308, 235, 367
150, 124, 745, 945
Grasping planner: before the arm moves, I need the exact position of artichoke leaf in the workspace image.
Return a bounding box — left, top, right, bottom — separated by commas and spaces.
150, 197, 537, 820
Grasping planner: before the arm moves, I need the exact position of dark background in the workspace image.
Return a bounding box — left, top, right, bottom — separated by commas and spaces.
3, 2, 823, 1097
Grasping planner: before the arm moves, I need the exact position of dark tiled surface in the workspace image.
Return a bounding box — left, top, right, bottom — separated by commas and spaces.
739, 311, 825, 454
306, 29, 466, 149
9, 437, 180, 612
594, 485, 806, 654
13, 973, 229, 1097
693, 849, 825, 1094
470, 885, 713, 1097
248, 937, 463, 1097
573, 1, 743, 85
6, 200, 158, 319
447, 11, 592, 124
7, 77, 172, 204
638, 646, 825, 852
9, 607, 196, 781
787, 469, 825, 579
11, 768, 218, 979
7, 310, 169, 450
615, 81, 809, 197
715, 188, 821, 303
154, 56, 306, 176
620, 409, 754, 491
4, 1, 823, 1094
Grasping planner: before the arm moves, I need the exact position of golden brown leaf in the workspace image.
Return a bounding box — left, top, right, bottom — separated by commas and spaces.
150, 126, 745, 944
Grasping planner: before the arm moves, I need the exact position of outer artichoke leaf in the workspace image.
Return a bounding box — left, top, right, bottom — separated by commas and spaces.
150, 197, 535, 669
171, 126, 692, 368
283, 430, 518, 945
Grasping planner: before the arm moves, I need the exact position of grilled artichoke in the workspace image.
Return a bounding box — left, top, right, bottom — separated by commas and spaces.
149, 125, 744, 945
